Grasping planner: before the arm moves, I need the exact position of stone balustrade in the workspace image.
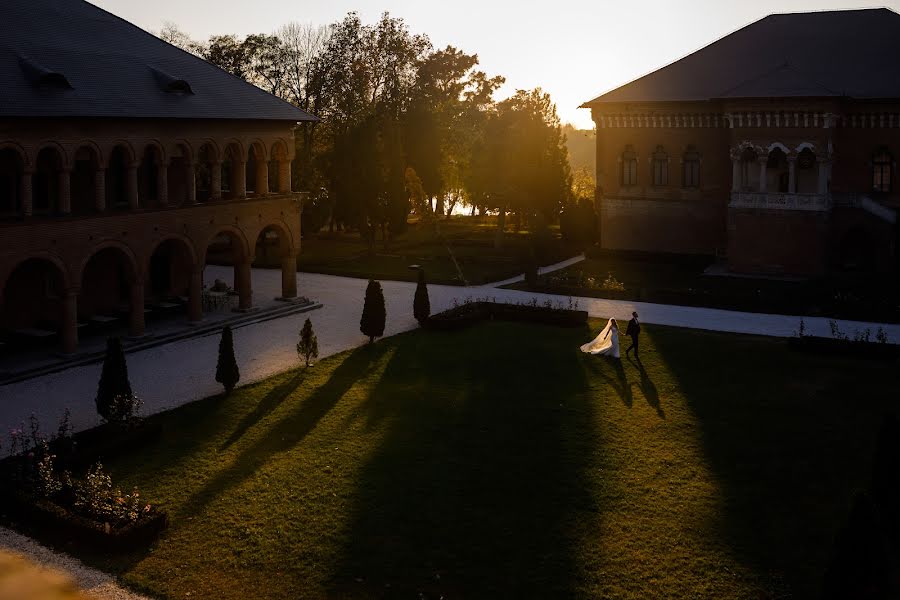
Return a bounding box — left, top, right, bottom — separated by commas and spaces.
729, 191, 833, 212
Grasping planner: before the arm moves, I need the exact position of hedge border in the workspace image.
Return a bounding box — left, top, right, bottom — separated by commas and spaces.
425, 302, 588, 331
788, 336, 900, 359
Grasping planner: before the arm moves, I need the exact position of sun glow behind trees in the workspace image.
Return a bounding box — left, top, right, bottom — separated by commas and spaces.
159, 14, 581, 247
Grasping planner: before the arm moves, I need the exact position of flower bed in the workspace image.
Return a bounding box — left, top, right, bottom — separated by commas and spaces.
425, 300, 588, 331
0, 415, 167, 552
1, 491, 168, 552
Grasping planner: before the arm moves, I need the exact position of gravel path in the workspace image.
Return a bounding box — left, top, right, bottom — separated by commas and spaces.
1, 260, 899, 599
0, 527, 152, 599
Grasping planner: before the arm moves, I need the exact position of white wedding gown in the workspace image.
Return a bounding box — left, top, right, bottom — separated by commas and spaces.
580, 319, 620, 358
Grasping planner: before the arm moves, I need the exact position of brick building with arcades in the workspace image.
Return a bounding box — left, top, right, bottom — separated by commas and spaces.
0, 0, 317, 354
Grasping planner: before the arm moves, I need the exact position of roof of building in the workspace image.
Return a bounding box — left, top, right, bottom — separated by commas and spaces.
0, 0, 317, 121
582, 8, 900, 106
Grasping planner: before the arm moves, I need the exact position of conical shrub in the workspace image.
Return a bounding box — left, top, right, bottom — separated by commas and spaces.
95, 337, 132, 422
215, 325, 240, 394
360, 279, 386, 344
413, 269, 430, 325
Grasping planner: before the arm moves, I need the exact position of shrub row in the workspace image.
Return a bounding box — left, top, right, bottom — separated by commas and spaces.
1, 492, 168, 553
425, 301, 588, 331
788, 336, 900, 360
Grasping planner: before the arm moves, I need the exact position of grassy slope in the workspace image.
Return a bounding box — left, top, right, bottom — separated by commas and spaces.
90, 321, 897, 599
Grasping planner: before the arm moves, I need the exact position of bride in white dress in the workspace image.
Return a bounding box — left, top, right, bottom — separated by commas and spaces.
580, 318, 620, 358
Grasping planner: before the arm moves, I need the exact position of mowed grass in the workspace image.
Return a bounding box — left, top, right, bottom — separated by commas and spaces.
296, 216, 573, 285
89, 322, 898, 599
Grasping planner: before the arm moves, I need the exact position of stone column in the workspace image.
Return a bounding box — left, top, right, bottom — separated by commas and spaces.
189, 269, 203, 322
129, 281, 145, 338
758, 157, 768, 193
127, 163, 139, 209
256, 160, 269, 196
187, 162, 197, 204
235, 258, 253, 310
818, 159, 831, 194
235, 161, 247, 199
788, 156, 797, 194
278, 160, 291, 194
280, 253, 298, 299
58, 168, 72, 214
157, 163, 168, 207
731, 158, 740, 191
95, 168, 106, 212
21, 169, 33, 217
61, 289, 79, 354
210, 161, 222, 201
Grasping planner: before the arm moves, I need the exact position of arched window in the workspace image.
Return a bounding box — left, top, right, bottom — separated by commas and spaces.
652, 146, 668, 186
873, 149, 892, 193
683, 147, 700, 188
740, 147, 758, 191
767, 147, 789, 193
621, 147, 637, 186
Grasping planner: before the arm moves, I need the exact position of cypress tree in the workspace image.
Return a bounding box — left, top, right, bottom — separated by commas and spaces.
413, 269, 430, 325
360, 279, 386, 344
215, 325, 240, 394
95, 337, 132, 422
296, 318, 319, 367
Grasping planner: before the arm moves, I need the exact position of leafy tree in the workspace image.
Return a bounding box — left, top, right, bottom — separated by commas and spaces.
296, 318, 319, 367
204, 35, 254, 79
157, 22, 204, 56
413, 269, 430, 325
96, 338, 133, 422
822, 492, 892, 599
360, 280, 387, 343
404, 167, 428, 216
215, 326, 240, 394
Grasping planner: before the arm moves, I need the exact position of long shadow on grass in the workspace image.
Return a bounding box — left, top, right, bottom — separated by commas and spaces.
584, 355, 632, 408
220, 371, 307, 450
650, 325, 893, 596
329, 323, 600, 598
177, 344, 389, 519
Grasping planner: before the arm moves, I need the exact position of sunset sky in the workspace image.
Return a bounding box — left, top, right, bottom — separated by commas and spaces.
92, 0, 900, 129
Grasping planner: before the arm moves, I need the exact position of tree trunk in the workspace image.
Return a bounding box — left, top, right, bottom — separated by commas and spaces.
495, 205, 506, 249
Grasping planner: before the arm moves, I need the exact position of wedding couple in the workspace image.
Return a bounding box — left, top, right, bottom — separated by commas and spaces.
580, 312, 640, 359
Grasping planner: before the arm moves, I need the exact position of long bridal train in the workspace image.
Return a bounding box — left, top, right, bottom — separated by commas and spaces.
581, 318, 620, 359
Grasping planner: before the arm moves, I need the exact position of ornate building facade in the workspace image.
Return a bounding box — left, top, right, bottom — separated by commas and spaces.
582, 9, 900, 277
0, 0, 316, 354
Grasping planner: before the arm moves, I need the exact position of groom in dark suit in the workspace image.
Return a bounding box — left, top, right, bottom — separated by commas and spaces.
625, 311, 641, 358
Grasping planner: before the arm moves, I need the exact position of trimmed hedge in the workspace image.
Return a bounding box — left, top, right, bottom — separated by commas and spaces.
425, 302, 588, 331
788, 336, 900, 359
1, 492, 168, 553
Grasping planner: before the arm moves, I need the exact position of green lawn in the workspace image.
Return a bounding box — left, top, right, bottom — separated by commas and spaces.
294, 216, 574, 285
87, 322, 897, 599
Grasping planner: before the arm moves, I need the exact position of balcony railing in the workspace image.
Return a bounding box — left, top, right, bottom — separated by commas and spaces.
729, 192, 832, 212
